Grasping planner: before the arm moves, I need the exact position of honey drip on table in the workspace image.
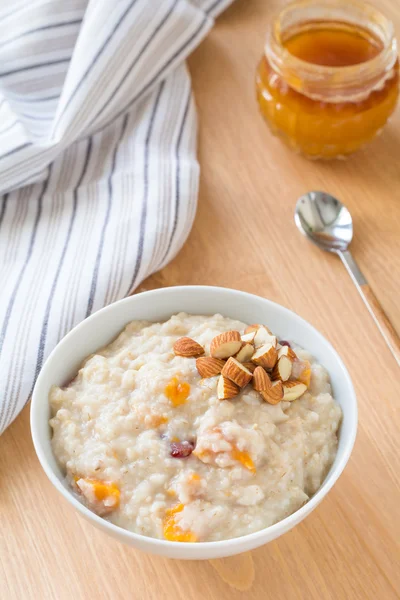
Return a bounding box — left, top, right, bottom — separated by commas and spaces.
209, 553, 255, 591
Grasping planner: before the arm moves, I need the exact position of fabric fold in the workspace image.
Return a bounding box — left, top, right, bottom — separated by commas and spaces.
0, 0, 233, 434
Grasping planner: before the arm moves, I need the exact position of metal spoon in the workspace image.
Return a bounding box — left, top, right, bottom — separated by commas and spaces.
295, 191, 400, 366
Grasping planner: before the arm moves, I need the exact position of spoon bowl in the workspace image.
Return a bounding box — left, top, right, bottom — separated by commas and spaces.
295, 191, 353, 253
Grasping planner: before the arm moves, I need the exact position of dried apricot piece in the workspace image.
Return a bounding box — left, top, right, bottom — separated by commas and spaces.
148, 415, 168, 428
231, 447, 256, 474
163, 504, 197, 542
75, 478, 120, 515
164, 377, 190, 406
297, 361, 311, 388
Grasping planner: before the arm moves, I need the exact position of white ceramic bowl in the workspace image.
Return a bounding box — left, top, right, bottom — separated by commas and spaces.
31, 286, 357, 560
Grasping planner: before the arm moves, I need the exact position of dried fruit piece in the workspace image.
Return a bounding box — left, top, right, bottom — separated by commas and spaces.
217, 375, 240, 400
283, 381, 307, 401
251, 343, 278, 370
170, 440, 195, 458
260, 380, 284, 405
75, 478, 120, 515
279, 340, 291, 348
164, 377, 190, 406
163, 504, 197, 542
253, 326, 277, 349
252, 366, 272, 391
147, 414, 168, 428
298, 364, 311, 387
196, 356, 225, 378
243, 361, 256, 373
210, 330, 242, 359
291, 358, 311, 387
173, 337, 204, 357
232, 447, 256, 473
235, 343, 254, 363
221, 357, 253, 387
241, 331, 256, 343
192, 448, 212, 463
271, 355, 292, 382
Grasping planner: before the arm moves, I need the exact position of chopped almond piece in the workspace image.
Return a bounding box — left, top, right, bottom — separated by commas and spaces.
271, 355, 292, 382
260, 381, 284, 405
243, 362, 256, 373
235, 343, 254, 363
210, 331, 242, 359
244, 324, 263, 335
252, 366, 272, 391
217, 375, 240, 400
253, 326, 277, 349
196, 356, 225, 378
221, 357, 253, 387
283, 381, 307, 401
278, 345, 297, 361
241, 331, 256, 343
251, 344, 278, 370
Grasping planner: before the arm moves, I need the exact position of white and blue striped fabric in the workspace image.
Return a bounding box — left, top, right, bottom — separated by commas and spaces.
0, 0, 233, 434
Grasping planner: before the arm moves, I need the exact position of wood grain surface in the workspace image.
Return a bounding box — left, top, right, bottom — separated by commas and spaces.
1, 1, 400, 598
359, 282, 400, 366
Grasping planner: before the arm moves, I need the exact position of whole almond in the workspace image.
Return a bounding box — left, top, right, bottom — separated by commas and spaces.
221, 357, 253, 388
173, 337, 204, 358
196, 357, 225, 378
253, 366, 272, 391
210, 331, 242, 359
217, 375, 240, 400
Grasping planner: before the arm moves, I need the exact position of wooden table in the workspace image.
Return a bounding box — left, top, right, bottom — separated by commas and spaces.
1, 1, 400, 598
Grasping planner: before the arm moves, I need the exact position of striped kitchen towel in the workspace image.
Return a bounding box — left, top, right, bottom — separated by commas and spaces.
0, 0, 233, 434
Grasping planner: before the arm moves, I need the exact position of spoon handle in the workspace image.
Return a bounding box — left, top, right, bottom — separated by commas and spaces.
338, 250, 400, 367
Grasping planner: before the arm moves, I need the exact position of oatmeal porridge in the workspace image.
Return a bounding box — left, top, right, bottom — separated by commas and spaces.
49, 314, 342, 542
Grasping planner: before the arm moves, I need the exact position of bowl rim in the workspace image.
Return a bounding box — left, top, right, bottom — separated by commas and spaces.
31, 285, 358, 552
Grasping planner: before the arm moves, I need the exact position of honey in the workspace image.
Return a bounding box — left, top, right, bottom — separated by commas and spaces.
256, 1, 399, 159
283, 22, 382, 67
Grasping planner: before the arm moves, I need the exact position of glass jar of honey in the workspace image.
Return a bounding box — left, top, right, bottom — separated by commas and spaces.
256, 0, 399, 159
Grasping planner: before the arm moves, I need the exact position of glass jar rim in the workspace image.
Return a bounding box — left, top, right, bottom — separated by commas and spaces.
265, 0, 398, 101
